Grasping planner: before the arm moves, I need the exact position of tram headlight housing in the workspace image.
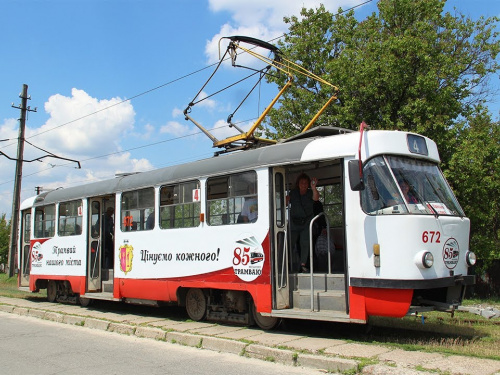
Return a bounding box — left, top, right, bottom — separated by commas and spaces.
414, 250, 434, 269
465, 251, 477, 267
422, 252, 434, 268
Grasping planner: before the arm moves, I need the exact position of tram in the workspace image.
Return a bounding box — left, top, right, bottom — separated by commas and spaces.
16, 37, 475, 329
17, 125, 476, 328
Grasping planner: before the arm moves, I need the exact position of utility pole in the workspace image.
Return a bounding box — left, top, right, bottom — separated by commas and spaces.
7, 84, 36, 277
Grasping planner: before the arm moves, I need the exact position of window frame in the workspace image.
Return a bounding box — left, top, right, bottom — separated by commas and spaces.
206, 171, 258, 226
317, 183, 343, 228
159, 180, 201, 229
58, 199, 83, 237
120, 187, 155, 232
34, 204, 56, 238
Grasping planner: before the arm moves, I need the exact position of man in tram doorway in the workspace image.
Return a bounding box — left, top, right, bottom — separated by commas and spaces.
103, 206, 115, 269
289, 173, 320, 273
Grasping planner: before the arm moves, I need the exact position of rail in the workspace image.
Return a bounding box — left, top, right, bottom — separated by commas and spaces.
91, 238, 100, 279
279, 230, 288, 289
308, 212, 331, 311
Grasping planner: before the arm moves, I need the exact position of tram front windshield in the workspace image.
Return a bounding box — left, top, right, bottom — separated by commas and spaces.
361, 155, 464, 216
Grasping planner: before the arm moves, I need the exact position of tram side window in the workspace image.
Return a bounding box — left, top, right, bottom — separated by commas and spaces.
121, 188, 155, 232
22, 210, 31, 275
58, 200, 83, 236
23, 212, 31, 244
207, 171, 257, 226
318, 183, 343, 227
34, 205, 56, 238
160, 181, 201, 229
360, 156, 409, 215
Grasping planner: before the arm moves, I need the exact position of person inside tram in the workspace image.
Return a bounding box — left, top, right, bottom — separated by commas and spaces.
103, 207, 114, 269
289, 173, 320, 273
399, 179, 418, 204
240, 184, 258, 223
74, 223, 82, 235
146, 210, 155, 229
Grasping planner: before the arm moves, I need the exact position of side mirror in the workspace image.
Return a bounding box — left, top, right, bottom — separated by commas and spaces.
348, 160, 365, 191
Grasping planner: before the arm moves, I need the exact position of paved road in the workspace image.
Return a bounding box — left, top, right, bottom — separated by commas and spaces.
0, 312, 324, 375
1, 296, 499, 375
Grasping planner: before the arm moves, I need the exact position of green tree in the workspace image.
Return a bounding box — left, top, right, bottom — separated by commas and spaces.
263, 0, 500, 264
266, 0, 499, 166
0, 214, 11, 266
445, 109, 500, 267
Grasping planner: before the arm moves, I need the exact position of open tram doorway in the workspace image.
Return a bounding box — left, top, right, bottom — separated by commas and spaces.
283, 160, 346, 274
272, 160, 348, 316
86, 196, 115, 294
19, 209, 32, 288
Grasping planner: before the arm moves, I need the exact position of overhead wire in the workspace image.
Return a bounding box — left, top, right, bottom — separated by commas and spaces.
0, 0, 374, 192
8, 0, 373, 144
0, 118, 254, 190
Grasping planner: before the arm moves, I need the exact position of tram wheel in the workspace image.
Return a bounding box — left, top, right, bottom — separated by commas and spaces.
79, 296, 93, 307
47, 280, 57, 303
251, 301, 279, 330
185, 288, 207, 321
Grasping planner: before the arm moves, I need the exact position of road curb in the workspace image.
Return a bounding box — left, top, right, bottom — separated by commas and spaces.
84, 317, 110, 331
2, 297, 500, 375
245, 344, 298, 365
201, 336, 247, 355
135, 326, 167, 341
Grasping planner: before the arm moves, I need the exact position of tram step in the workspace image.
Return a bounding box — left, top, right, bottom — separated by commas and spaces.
292, 290, 346, 311
103, 280, 114, 293
102, 269, 114, 281
293, 273, 345, 292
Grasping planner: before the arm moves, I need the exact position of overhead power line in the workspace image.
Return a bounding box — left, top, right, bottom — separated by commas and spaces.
0, 0, 374, 188
15, 0, 373, 143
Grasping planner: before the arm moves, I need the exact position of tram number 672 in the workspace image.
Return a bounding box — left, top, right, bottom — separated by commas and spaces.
422, 231, 441, 243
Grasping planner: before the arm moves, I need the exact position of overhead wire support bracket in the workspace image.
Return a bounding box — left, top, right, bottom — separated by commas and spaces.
185, 35, 340, 153
212, 78, 292, 148
183, 107, 219, 144
0, 149, 81, 169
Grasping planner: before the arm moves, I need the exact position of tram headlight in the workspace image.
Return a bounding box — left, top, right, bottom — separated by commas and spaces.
465, 251, 477, 267
414, 250, 434, 269
422, 252, 434, 268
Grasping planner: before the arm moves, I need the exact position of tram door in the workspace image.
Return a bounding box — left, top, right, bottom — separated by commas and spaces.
19, 209, 31, 287
87, 199, 102, 291
272, 168, 290, 309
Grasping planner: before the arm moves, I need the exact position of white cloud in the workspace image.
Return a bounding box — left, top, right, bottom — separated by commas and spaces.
206, 0, 362, 64
0, 118, 20, 176
38, 88, 135, 156
172, 107, 183, 118
108, 152, 154, 175
205, 24, 283, 65
160, 121, 191, 136
209, 0, 359, 27
0, 89, 156, 217
209, 118, 261, 140
193, 91, 217, 110
0, 118, 18, 140
143, 124, 155, 138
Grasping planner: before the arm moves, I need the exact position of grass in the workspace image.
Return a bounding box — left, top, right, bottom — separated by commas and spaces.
365, 301, 500, 360
0, 273, 46, 299
1, 273, 498, 360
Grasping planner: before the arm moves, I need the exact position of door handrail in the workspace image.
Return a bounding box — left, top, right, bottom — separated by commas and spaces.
279, 229, 288, 289
308, 212, 331, 311
91, 238, 100, 279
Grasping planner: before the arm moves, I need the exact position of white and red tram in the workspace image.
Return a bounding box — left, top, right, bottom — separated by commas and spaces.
17, 126, 476, 329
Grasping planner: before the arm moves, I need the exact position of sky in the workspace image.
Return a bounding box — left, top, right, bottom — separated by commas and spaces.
0, 0, 499, 218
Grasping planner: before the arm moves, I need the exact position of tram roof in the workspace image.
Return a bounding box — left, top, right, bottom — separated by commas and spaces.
31, 127, 438, 207
33, 132, 319, 206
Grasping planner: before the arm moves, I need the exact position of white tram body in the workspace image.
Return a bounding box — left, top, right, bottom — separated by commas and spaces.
18, 128, 475, 327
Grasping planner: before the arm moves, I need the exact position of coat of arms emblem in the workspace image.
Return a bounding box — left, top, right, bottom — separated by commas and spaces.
119, 244, 134, 274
